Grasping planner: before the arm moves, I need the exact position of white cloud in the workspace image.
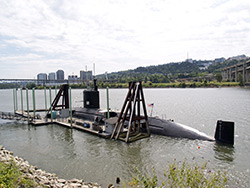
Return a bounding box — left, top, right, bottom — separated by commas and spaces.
0, 0, 249, 78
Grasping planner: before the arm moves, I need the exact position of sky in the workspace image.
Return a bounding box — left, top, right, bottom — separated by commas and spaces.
0, 0, 250, 79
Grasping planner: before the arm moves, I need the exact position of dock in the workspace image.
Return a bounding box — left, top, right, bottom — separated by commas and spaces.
2, 82, 151, 143
0, 110, 112, 139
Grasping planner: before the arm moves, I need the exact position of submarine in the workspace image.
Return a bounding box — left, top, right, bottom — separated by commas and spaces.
72, 80, 234, 145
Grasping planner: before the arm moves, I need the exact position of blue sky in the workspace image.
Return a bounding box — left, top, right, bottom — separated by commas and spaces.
0, 0, 250, 79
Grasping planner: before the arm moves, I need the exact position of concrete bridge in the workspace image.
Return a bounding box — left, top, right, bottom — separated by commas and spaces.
0, 79, 84, 86
222, 60, 250, 82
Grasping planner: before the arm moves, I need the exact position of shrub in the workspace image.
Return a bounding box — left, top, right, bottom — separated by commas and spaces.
0, 160, 37, 187
125, 161, 227, 188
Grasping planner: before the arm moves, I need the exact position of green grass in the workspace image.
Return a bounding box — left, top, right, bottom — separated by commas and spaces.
33, 80, 241, 89
95, 81, 240, 89
125, 161, 227, 188
0, 160, 37, 188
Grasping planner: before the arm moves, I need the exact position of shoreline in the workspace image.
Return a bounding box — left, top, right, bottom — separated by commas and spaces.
1, 81, 250, 90
0, 145, 105, 188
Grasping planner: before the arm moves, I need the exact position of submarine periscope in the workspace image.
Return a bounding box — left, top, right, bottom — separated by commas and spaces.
72, 80, 234, 145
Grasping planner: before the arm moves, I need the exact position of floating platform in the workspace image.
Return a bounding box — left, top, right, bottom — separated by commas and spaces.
1, 110, 111, 139
17, 111, 112, 139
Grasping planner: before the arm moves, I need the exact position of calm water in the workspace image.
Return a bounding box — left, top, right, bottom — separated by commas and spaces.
0, 88, 250, 187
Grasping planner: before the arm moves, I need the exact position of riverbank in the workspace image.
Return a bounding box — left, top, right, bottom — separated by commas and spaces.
0, 145, 103, 188
47, 81, 243, 89
1, 81, 248, 90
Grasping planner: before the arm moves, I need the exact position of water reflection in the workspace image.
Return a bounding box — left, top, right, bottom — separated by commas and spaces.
48, 125, 74, 144
213, 143, 235, 163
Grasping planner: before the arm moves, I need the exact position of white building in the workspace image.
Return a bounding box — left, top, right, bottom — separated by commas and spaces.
68, 75, 78, 80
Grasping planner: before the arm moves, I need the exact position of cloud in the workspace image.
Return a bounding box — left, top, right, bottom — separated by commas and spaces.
0, 0, 250, 78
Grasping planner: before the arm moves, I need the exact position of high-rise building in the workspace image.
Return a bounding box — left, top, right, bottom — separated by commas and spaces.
80, 70, 92, 81
37, 73, 47, 85
87, 71, 93, 80
48, 72, 56, 80
56, 70, 64, 80
37, 73, 47, 80
80, 71, 85, 80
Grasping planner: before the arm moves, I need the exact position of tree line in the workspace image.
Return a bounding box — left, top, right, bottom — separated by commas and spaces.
97, 59, 248, 84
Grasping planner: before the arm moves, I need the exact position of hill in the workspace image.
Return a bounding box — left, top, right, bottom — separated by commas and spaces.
97, 55, 249, 83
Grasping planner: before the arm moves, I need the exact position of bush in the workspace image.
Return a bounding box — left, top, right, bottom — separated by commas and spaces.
0, 160, 37, 187
125, 161, 227, 188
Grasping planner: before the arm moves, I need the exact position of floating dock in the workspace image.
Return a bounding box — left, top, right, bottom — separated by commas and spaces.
2, 82, 151, 143
12, 110, 112, 139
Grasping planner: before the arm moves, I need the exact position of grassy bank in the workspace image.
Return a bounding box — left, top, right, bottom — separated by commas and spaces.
0, 146, 102, 188
1, 160, 228, 188
0, 148, 228, 188
95, 81, 240, 89
125, 160, 228, 188
0, 161, 37, 187
0, 81, 242, 90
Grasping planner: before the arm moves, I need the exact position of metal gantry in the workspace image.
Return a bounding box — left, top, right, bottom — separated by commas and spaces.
111, 82, 150, 143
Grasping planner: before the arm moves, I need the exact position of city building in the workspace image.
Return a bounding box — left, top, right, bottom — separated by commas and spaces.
48, 72, 56, 80
68, 75, 78, 83
214, 57, 225, 63
37, 73, 47, 80
80, 70, 92, 81
185, 58, 193, 63
228, 54, 247, 61
68, 75, 78, 81
56, 70, 64, 80
37, 73, 47, 85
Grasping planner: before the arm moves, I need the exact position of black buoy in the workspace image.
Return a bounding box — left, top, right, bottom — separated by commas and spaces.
214, 120, 234, 145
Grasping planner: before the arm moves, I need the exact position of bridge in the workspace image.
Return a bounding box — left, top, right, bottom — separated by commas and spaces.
0, 78, 85, 86
222, 60, 250, 82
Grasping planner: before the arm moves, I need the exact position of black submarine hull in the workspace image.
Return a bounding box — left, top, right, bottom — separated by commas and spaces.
148, 116, 214, 141
73, 107, 215, 141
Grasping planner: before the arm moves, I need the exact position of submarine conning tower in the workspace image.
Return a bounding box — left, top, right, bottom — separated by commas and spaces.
83, 79, 100, 109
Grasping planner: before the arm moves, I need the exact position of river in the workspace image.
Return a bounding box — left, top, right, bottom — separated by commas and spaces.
0, 87, 250, 187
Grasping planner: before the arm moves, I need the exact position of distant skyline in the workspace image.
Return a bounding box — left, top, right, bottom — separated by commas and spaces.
1, 0, 250, 79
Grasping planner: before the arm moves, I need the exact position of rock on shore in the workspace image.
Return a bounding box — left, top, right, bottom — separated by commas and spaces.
0, 145, 105, 188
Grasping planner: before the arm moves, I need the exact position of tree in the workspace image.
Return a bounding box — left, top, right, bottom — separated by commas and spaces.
216, 73, 222, 82
238, 73, 244, 86
26, 83, 36, 89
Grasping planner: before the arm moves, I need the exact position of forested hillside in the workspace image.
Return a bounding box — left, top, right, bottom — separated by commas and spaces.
97, 57, 249, 83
